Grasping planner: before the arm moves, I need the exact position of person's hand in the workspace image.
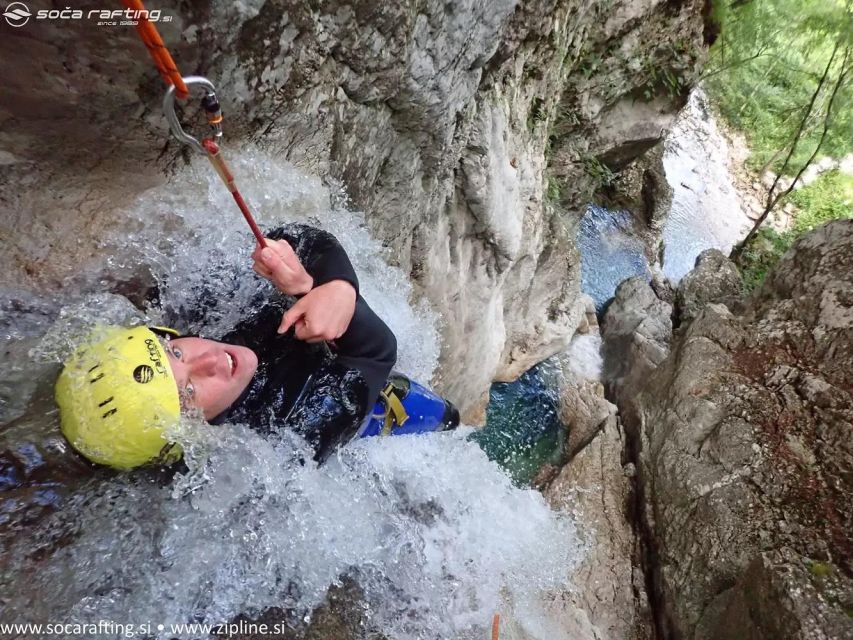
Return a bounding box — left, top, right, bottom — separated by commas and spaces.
251, 238, 313, 296
278, 280, 357, 342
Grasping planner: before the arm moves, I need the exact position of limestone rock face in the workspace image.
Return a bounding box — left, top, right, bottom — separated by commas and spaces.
607, 144, 675, 260
676, 248, 743, 323
0, 0, 709, 419
558, 372, 616, 460
604, 221, 853, 639
545, 417, 652, 640
601, 276, 673, 421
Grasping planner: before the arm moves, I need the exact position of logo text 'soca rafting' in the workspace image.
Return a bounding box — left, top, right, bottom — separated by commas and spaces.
2, 2, 173, 28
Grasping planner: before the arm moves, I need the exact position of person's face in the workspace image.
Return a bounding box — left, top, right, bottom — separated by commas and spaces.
165, 337, 258, 420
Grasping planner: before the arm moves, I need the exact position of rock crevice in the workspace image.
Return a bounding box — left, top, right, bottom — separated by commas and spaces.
600, 221, 853, 640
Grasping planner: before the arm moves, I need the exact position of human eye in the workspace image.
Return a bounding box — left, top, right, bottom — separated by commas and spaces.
171, 347, 183, 360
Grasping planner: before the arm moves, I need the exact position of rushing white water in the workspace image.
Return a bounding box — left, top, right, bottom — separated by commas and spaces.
2, 423, 583, 639
99, 146, 439, 383
661, 89, 752, 281
1, 149, 585, 639
564, 333, 603, 382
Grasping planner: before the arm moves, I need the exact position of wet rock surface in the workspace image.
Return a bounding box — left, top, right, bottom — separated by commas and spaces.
602, 276, 673, 424
602, 220, 853, 639
545, 418, 653, 640
605, 144, 675, 262
228, 577, 381, 640
558, 371, 616, 461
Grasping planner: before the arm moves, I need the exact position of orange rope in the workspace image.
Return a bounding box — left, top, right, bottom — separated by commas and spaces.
491, 613, 500, 640
123, 0, 189, 100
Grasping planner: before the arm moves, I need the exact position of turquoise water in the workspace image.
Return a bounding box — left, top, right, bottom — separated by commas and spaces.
477, 203, 646, 483
473, 363, 564, 486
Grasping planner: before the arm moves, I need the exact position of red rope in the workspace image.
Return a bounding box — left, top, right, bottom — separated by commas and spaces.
202, 139, 267, 248
125, 1, 266, 248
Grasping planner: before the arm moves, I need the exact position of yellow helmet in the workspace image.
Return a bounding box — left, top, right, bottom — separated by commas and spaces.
54, 325, 183, 470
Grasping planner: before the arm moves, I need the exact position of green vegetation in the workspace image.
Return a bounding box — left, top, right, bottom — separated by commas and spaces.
787, 169, 853, 232
546, 176, 563, 203
707, 0, 852, 269
808, 561, 833, 579
738, 227, 790, 291
738, 171, 853, 290
706, 0, 853, 173
582, 154, 616, 189
641, 53, 687, 101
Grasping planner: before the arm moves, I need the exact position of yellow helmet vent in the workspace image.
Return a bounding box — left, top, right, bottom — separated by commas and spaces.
55, 326, 182, 470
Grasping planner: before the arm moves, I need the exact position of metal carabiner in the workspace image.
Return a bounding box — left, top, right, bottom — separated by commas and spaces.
162, 76, 221, 155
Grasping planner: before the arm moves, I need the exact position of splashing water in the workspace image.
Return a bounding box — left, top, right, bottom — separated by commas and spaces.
1, 149, 584, 638
99, 146, 438, 382
2, 425, 583, 639
563, 333, 603, 382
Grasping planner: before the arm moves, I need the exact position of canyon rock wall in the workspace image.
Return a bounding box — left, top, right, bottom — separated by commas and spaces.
602, 221, 853, 639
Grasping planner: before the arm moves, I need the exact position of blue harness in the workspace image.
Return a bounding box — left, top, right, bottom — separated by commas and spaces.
359, 373, 459, 438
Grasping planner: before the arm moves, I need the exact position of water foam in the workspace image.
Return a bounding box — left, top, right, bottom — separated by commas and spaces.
1, 148, 585, 638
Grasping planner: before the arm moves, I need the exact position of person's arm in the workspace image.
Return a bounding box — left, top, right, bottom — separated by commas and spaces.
281, 296, 396, 463
280, 289, 395, 385
256, 223, 359, 296
262, 223, 397, 397
248, 224, 397, 460
332, 296, 397, 405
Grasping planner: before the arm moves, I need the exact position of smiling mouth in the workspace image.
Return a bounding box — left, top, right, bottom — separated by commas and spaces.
225, 351, 236, 376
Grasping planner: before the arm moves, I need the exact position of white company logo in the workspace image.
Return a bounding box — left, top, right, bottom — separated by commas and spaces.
3, 2, 30, 27
2, 3, 172, 27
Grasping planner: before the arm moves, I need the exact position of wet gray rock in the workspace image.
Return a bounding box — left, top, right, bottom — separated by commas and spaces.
606, 144, 675, 261
604, 220, 853, 639
558, 371, 616, 461
544, 417, 652, 640
676, 248, 743, 323
601, 277, 673, 420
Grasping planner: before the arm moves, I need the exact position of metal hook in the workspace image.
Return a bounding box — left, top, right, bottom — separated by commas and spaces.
163, 76, 218, 155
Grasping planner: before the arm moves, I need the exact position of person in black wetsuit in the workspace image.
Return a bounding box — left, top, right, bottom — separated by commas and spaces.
161, 223, 398, 463
57, 222, 457, 469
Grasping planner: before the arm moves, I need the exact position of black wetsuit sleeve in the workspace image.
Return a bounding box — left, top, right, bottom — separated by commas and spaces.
225, 224, 397, 463
332, 296, 397, 407
284, 297, 397, 463
267, 224, 359, 294
267, 222, 397, 405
